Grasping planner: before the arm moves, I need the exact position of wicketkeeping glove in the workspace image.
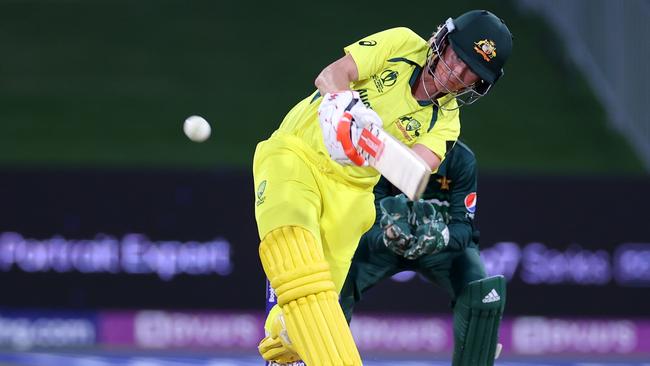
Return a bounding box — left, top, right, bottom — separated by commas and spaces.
404, 199, 450, 260
318, 91, 382, 166
379, 194, 414, 256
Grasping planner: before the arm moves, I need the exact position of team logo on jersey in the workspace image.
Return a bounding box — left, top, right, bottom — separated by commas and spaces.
405, 118, 421, 135
464, 192, 477, 213
474, 39, 497, 62
394, 116, 420, 141
437, 176, 452, 190
372, 69, 398, 93
256, 180, 267, 206
358, 40, 377, 46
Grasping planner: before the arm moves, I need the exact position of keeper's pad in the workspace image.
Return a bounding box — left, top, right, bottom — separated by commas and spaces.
259, 226, 362, 366
452, 275, 506, 366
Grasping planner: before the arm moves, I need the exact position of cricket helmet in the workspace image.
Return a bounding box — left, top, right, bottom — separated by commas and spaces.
428, 10, 513, 105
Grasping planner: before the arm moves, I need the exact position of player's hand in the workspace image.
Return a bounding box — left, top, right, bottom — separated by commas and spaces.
379, 194, 414, 256
404, 200, 450, 259
341, 99, 383, 166
318, 91, 361, 165
318, 91, 382, 166
348, 98, 382, 129
258, 312, 301, 363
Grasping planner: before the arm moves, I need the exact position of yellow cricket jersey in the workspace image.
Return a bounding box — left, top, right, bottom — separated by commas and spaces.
272, 27, 461, 188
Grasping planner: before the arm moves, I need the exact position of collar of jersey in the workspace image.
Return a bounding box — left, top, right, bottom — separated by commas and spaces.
388, 57, 445, 108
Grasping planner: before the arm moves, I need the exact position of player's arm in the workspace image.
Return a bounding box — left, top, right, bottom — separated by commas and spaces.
315, 27, 424, 94
412, 143, 442, 171
413, 106, 461, 172
315, 53, 359, 95
446, 149, 479, 251
315, 48, 374, 167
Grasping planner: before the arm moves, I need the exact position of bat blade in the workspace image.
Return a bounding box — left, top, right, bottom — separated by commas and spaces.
358, 126, 431, 200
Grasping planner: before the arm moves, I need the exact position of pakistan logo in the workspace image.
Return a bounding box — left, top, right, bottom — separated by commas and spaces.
372, 69, 399, 93
256, 180, 267, 206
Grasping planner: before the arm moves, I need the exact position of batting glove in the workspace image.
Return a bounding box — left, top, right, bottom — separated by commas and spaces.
318, 91, 382, 166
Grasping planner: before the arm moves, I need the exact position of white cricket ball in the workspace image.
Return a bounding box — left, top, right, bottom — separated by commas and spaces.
183, 115, 211, 142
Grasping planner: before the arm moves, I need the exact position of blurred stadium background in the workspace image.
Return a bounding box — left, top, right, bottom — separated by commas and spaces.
1, 0, 649, 365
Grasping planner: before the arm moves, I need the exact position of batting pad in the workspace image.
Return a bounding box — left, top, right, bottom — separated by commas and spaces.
452, 275, 506, 366
259, 226, 362, 366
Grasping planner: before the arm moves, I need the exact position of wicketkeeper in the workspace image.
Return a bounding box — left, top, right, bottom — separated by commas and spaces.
340, 141, 505, 366
254, 10, 512, 365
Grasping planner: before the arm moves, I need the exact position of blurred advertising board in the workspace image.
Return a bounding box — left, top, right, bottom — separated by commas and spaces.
1, 308, 649, 355
0, 169, 648, 316
0, 309, 97, 349
97, 310, 650, 355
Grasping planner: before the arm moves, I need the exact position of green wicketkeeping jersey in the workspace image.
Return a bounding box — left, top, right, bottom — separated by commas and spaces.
372, 140, 479, 250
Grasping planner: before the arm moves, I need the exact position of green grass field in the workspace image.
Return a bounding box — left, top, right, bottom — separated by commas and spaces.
0, 0, 643, 174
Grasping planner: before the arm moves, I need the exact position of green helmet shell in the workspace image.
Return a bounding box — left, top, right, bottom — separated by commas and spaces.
448, 10, 513, 86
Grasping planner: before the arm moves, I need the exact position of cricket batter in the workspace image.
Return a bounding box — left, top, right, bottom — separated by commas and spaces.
254, 10, 512, 365
340, 141, 505, 366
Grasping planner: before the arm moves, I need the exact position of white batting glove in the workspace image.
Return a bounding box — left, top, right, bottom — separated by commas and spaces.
318, 91, 358, 165
318, 91, 382, 166
349, 99, 382, 129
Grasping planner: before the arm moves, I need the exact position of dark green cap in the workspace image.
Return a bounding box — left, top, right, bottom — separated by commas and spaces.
448, 10, 513, 85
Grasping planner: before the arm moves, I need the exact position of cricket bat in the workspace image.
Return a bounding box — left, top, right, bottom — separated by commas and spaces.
337, 112, 432, 200
358, 125, 431, 200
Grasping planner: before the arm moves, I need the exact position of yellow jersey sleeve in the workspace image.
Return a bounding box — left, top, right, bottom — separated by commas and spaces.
344, 27, 428, 81
415, 101, 460, 160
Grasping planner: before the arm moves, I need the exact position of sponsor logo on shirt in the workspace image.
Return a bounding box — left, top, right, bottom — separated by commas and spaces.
464, 192, 477, 219
358, 40, 377, 46
356, 88, 372, 108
